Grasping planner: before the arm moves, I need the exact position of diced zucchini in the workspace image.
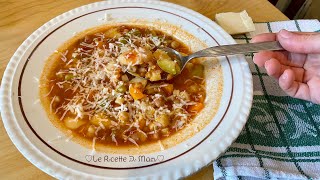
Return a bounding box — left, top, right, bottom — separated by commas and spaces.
131, 29, 141, 36
119, 39, 128, 44
154, 49, 180, 75
157, 59, 177, 75
65, 74, 74, 81
116, 84, 127, 93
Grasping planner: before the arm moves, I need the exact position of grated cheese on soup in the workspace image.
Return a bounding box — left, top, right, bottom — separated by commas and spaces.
41, 25, 206, 147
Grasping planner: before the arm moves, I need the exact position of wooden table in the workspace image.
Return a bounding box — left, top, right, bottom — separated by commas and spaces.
0, 0, 288, 179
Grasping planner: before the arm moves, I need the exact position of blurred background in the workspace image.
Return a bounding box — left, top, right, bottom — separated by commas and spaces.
270, 0, 319, 19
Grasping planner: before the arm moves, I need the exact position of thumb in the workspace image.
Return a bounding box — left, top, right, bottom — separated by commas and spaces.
277, 30, 320, 54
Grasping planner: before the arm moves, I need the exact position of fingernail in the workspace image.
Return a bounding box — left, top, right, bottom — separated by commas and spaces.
279, 29, 291, 39
281, 73, 287, 80
264, 60, 271, 69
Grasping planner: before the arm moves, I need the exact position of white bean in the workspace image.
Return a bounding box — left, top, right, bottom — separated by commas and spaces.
64, 117, 86, 130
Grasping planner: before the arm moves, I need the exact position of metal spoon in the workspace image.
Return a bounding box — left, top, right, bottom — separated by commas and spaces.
162, 41, 284, 71
128, 41, 284, 80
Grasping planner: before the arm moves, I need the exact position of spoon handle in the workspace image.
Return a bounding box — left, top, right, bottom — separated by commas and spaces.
189, 41, 284, 58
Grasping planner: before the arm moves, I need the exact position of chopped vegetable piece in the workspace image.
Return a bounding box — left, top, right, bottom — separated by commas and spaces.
155, 114, 170, 127
117, 48, 152, 66
154, 96, 165, 107
65, 74, 74, 81
137, 116, 146, 129
188, 102, 204, 114
131, 131, 147, 142
161, 128, 170, 136
90, 113, 112, 128
56, 73, 64, 79
153, 49, 171, 61
87, 125, 96, 137
121, 74, 129, 82
150, 132, 160, 140
157, 59, 177, 75
166, 74, 174, 80
145, 69, 162, 81
162, 84, 174, 95
119, 39, 128, 44
145, 84, 161, 94
131, 29, 141, 36
148, 122, 156, 131
154, 49, 180, 75
64, 117, 86, 130
116, 85, 127, 93
115, 96, 125, 104
118, 111, 130, 124
130, 77, 147, 87
129, 83, 146, 100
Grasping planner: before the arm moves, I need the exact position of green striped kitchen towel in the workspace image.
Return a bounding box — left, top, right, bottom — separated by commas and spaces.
214, 20, 320, 180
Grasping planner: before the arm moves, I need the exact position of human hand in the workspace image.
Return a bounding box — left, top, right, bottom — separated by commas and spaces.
252, 30, 320, 104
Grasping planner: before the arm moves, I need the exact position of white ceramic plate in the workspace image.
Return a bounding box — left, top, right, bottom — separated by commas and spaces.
0, 0, 253, 179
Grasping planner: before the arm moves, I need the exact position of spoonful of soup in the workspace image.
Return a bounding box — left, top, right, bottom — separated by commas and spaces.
118, 41, 283, 81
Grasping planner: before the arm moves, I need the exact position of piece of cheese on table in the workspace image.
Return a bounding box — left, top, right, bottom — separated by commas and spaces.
215, 10, 255, 35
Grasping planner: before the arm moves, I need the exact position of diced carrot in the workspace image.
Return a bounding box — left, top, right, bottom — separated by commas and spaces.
188, 102, 204, 114
129, 83, 146, 100
198, 92, 206, 102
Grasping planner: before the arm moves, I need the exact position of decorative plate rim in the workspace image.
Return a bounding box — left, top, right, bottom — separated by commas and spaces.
0, 0, 253, 179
